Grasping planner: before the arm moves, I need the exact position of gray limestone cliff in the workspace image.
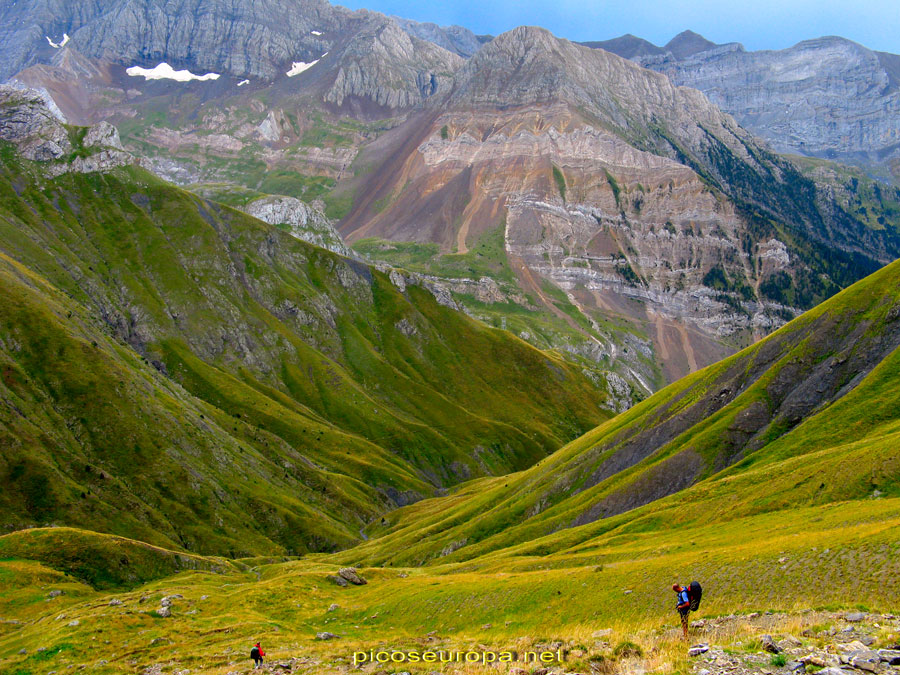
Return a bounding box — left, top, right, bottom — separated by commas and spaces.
0, 0, 351, 81
591, 31, 900, 172
323, 19, 463, 111
391, 16, 483, 58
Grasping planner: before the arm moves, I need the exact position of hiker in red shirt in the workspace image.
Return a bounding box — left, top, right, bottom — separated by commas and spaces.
251, 642, 265, 668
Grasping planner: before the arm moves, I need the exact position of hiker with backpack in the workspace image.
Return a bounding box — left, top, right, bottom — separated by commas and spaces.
251, 642, 265, 668
673, 581, 702, 639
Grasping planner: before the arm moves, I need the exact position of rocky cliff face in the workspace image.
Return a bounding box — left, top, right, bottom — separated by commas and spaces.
391, 16, 483, 58
0, 0, 351, 81
592, 31, 900, 174
322, 19, 462, 113
0, 0, 464, 116
338, 28, 900, 384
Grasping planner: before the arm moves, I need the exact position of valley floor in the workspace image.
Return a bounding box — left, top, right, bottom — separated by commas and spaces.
1, 497, 898, 674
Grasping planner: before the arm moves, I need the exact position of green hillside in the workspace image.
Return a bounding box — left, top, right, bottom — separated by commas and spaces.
335, 256, 900, 566
1, 225, 899, 675
0, 143, 611, 556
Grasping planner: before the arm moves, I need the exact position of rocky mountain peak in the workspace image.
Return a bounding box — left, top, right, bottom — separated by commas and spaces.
449, 27, 618, 109
449, 26, 743, 146
323, 16, 463, 112
579, 34, 665, 59
664, 30, 718, 58
391, 16, 482, 58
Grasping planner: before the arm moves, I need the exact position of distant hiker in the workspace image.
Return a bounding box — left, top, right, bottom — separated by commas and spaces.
250, 642, 265, 668
673, 581, 702, 639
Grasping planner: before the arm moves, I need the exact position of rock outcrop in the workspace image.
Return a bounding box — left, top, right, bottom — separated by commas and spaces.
0, 84, 71, 160
0, 84, 132, 174
242, 195, 353, 257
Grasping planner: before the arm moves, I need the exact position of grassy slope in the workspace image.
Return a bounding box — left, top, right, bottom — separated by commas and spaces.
0, 248, 414, 556
0, 497, 898, 674
0, 144, 610, 555
1, 247, 899, 674
334, 257, 900, 566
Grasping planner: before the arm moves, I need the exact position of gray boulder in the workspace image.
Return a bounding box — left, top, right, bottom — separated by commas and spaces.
848, 651, 882, 672
761, 635, 781, 654
337, 567, 367, 585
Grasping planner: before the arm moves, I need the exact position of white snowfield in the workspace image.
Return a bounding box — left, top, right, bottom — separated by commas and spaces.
46, 33, 70, 49
126, 63, 220, 82
286, 53, 327, 77
237, 79, 250, 87
311, 30, 323, 36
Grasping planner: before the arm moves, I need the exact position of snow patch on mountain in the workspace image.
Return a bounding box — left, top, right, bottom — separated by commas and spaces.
286, 54, 326, 77
237, 79, 250, 87
311, 30, 323, 36
126, 63, 220, 82
46, 34, 70, 49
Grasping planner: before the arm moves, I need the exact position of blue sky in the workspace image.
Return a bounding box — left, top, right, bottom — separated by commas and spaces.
336, 0, 900, 54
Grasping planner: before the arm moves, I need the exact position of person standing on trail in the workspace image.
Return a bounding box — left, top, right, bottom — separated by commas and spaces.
251, 642, 265, 668
674, 584, 692, 639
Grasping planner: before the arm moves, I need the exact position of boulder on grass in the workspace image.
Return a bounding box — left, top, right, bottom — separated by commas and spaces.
338, 568, 367, 585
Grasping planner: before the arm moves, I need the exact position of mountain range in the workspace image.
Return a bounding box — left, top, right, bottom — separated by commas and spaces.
1, 91, 899, 670
5, 0, 900, 396
588, 30, 900, 182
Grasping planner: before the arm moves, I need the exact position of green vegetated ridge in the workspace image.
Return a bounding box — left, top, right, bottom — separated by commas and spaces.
335, 255, 900, 566
0, 143, 611, 557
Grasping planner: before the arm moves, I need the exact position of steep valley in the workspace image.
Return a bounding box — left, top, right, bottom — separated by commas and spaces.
1, 256, 899, 671
0, 86, 612, 557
